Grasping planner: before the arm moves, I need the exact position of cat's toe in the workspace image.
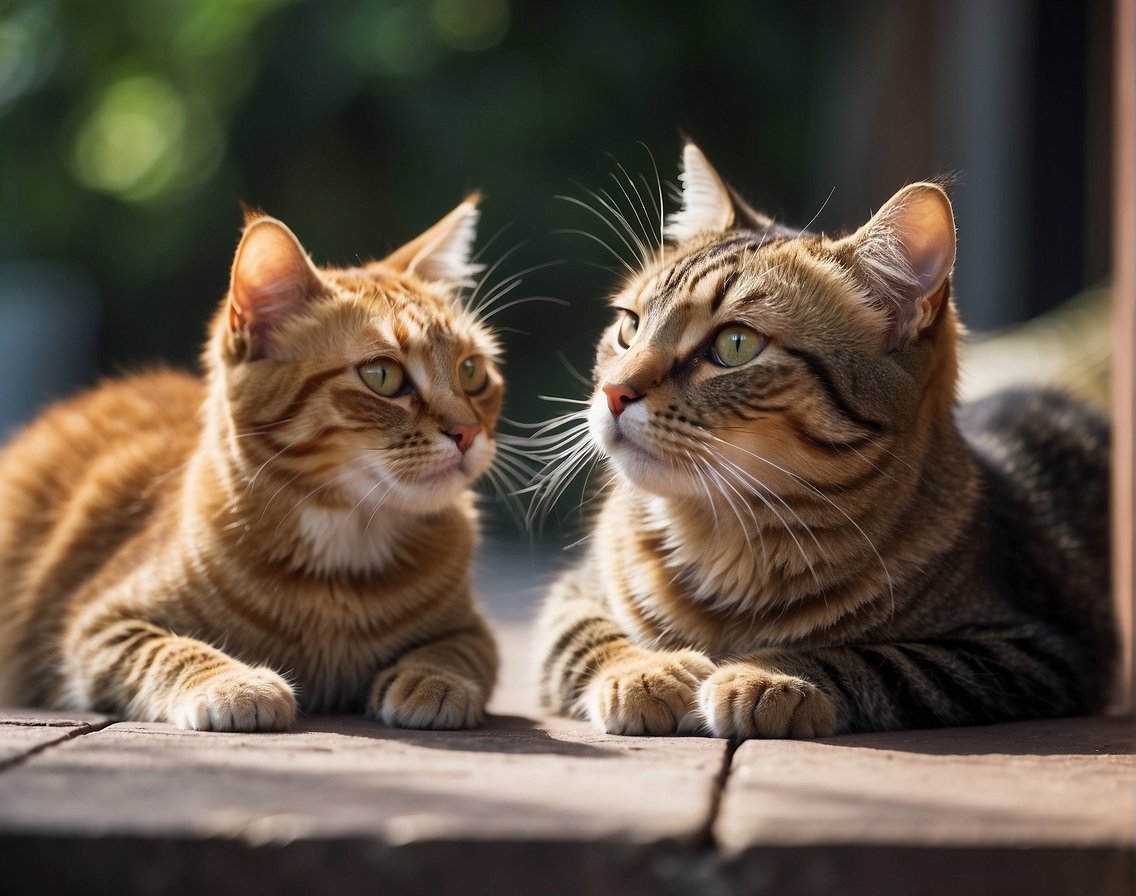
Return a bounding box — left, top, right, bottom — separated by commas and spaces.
369, 665, 485, 730
585, 649, 715, 736
699, 664, 837, 739
169, 667, 296, 732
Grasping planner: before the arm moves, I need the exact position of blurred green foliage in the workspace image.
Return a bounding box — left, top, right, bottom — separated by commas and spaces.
0, 0, 1106, 445
0, 0, 835, 424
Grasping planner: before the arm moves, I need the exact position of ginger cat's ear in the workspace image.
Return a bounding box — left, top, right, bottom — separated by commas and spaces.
228, 217, 325, 361
849, 183, 957, 351
381, 195, 482, 285
664, 141, 773, 242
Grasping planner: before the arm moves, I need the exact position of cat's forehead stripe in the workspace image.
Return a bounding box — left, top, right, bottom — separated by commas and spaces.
662, 233, 768, 294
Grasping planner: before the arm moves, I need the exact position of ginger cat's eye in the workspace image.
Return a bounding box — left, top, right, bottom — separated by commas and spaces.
359, 359, 406, 397
458, 356, 489, 395
617, 311, 639, 348
710, 326, 766, 367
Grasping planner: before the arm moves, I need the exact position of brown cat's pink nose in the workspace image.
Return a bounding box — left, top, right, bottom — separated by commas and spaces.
446, 422, 481, 454
602, 382, 642, 419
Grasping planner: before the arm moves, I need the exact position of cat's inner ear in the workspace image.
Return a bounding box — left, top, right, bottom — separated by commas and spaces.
664, 142, 736, 242
228, 217, 324, 360
380, 195, 483, 286
852, 183, 957, 351
664, 142, 773, 243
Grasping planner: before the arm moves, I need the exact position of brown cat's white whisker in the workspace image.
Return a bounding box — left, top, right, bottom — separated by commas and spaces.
590, 182, 655, 264
702, 429, 890, 606
552, 350, 593, 388
606, 162, 660, 264
552, 221, 639, 278
697, 454, 775, 579
525, 432, 600, 529
520, 408, 590, 442
537, 394, 591, 406
682, 449, 721, 531
561, 184, 650, 254
563, 187, 650, 267
525, 419, 591, 452
711, 450, 828, 558
710, 453, 826, 589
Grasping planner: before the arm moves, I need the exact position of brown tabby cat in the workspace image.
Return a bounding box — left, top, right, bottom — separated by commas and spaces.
536, 142, 1115, 737
0, 197, 503, 731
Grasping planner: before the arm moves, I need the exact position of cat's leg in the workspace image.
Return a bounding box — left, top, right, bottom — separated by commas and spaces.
698, 628, 1086, 737
366, 611, 498, 730
536, 566, 715, 735
62, 609, 296, 732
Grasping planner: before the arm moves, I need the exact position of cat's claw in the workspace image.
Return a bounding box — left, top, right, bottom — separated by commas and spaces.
369, 665, 485, 730
168, 666, 296, 732
584, 648, 716, 736
698, 664, 837, 739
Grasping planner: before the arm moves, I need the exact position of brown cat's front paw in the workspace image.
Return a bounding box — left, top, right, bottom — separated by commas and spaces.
699, 663, 836, 739
168, 666, 296, 732
584, 648, 716, 736
368, 665, 485, 730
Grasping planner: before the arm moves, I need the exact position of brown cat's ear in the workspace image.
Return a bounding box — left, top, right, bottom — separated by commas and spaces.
850, 183, 957, 351
664, 141, 773, 242
380, 195, 482, 286
228, 217, 324, 360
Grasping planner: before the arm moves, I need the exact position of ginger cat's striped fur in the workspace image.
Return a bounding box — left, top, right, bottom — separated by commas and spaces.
0, 198, 502, 731
536, 143, 1115, 738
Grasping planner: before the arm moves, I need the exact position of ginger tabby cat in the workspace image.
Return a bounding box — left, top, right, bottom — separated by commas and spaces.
0, 198, 501, 731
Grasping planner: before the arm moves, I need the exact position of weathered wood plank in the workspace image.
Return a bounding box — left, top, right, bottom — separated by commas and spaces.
0, 710, 110, 770
713, 715, 1135, 896
717, 715, 1134, 850
0, 714, 727, 846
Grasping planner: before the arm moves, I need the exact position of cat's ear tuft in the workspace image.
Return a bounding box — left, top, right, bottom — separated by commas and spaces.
382, 195, 483, 286
664, 142, 736, 242
853, 183, 956, 351
228, 217, 324, 360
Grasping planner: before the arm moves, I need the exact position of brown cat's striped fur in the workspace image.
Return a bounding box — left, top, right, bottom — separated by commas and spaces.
0, 198, 502, 731
536, 143, 1115, 738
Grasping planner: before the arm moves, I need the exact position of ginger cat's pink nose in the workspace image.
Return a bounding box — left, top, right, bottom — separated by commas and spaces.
602, 382, 642, 418
446, 423, 481, 454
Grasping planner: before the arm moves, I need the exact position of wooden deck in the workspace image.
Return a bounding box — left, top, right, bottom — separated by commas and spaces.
1, 544, 1132, 896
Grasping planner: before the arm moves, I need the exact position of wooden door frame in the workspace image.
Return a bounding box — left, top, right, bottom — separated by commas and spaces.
1113, 0, 1134, 712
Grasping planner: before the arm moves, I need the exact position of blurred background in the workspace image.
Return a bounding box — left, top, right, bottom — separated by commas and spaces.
0, 0, 1115, 532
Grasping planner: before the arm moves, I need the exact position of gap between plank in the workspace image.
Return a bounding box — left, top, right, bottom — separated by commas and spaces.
692, 738, 740, 851
0, 720, 114, 775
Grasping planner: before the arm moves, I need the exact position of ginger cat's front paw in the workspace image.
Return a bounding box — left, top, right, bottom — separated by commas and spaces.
168, 666, 296, 732
584, 648, 716, 736
368, 665, 486, 730
698, 663, 837, 739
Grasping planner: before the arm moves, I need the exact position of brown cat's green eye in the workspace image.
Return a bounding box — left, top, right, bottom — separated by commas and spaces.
710, 326, 766, 367
458, 356, 490, 395
617, 311, 639, 348
359, 360, 406, 397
